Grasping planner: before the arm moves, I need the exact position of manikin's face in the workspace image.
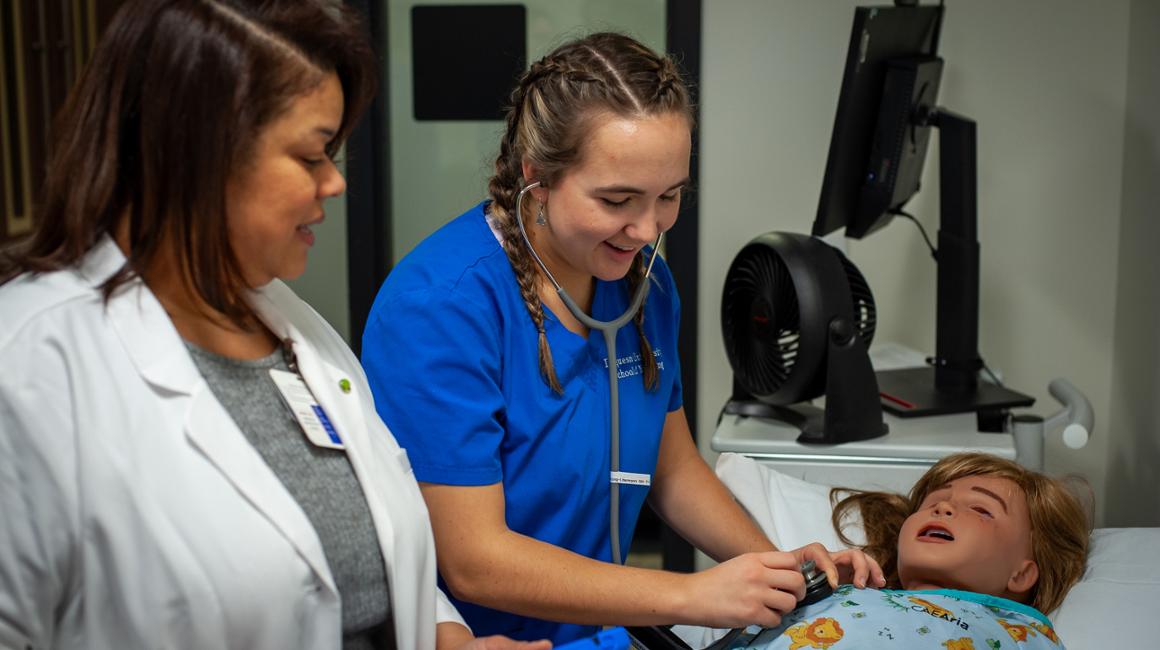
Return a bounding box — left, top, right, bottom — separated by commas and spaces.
226, 73, 346, 287
898, 475, 1039, 602
525, 111, 691, 292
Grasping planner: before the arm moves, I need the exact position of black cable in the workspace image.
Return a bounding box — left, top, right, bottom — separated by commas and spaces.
892, 208, 938, 261
894, 205, 1002, 389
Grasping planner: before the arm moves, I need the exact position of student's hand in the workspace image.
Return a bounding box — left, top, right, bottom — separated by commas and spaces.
787, 542, 886, 590
455, 636, 551, 650
439, 622, 551, 650
683, 551, 806, 628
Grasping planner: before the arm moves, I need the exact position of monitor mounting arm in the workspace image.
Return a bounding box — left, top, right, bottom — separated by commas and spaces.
929, 107, 983, 392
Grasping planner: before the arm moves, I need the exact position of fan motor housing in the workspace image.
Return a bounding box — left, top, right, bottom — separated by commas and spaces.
722, 232, 874, 405
721, 231, 886, 444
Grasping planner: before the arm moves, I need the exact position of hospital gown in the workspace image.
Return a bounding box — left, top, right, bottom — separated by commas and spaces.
716, 586, 1063, 649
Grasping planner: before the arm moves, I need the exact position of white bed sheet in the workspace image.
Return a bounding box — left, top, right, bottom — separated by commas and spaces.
714, 453, 1160, 650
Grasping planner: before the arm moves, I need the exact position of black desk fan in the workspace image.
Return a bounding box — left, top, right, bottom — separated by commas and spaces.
720, 232, 887, 444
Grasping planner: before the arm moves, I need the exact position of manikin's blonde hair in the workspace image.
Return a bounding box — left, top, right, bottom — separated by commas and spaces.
487, 32, 692, 394
831, 452, 1090, 614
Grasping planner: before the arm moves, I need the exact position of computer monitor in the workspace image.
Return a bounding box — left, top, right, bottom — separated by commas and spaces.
811, 2, 1035, 420
813, 4, 943, 240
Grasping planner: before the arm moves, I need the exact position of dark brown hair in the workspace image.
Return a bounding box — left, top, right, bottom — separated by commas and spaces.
831, 452, 1091, 614
0, 0, 376, 327
487, 32, 692, 393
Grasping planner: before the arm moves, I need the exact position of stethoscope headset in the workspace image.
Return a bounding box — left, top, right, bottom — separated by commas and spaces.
515, 181, 663, 565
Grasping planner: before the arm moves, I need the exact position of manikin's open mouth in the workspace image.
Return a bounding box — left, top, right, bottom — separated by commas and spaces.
918, 525, 955, 541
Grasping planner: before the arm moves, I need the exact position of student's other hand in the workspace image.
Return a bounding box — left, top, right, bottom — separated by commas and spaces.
456, 636, 551, 650
787, 542, 886, 590
683, 551, 805, 628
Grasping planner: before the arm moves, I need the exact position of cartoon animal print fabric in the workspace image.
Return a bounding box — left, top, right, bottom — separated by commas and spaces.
711, 586, 1065, 649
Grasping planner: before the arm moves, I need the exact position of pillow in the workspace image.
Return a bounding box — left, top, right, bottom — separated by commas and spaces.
715, 452, 864, 551
1051, 528, 1160, 648
714, 452, 1160, 650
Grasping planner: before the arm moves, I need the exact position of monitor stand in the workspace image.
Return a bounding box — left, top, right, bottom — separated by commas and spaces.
877, 366, 1033, 418
877, 109, 1035, 419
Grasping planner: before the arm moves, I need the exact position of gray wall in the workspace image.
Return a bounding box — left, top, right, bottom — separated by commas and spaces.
700, 0, 1151, 527
1105, 0, 1160, 526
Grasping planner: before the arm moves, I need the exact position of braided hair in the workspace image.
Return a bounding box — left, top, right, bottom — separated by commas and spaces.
487, 32, 692, 393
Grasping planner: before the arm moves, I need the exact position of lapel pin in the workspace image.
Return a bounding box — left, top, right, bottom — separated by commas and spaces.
339, 378, 351, 394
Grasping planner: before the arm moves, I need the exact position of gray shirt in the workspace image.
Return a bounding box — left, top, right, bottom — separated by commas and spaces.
185, 342, 395, 650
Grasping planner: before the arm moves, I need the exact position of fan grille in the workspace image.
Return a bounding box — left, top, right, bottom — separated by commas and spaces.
837, 250, 877, 347
722, 245, 800, 397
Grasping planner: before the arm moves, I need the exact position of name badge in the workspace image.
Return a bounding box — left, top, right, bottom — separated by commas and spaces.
269, 369, 344, 450
610, 471, 651, 486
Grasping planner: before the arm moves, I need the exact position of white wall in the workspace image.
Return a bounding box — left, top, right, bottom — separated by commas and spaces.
1105, 0, 1160, 527
700, 0, 1142, 526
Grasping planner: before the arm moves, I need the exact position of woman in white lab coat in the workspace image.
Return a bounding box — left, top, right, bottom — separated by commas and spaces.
0, 2, 546, 649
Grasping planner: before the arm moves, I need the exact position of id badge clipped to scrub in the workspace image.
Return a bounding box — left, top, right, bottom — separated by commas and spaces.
269, 368, 344, 450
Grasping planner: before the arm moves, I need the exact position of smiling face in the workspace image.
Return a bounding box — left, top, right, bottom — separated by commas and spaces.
898, 474, 1039, 601
226, 72, 346, 287
523, 111, 691, 295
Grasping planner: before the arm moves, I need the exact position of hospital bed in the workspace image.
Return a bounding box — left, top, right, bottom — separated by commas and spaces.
668, 453, 1160, 650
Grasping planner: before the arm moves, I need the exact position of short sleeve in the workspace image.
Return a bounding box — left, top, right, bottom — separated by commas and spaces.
361, 289, 506, 486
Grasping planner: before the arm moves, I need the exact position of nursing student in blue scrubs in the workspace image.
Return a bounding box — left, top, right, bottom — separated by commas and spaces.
361, 32, 885, 646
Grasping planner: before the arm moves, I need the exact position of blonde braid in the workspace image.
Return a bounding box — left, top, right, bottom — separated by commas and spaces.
486, 32, 693, 394
487, 73, 565, 394
626, 252, 659, 390
651, 56, 686, 106
494, 200, 564, 394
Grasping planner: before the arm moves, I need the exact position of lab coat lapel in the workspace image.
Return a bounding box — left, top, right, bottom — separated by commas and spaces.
183, 389, 338, 595
99, 253, 338, 595
97, 242, 202, 395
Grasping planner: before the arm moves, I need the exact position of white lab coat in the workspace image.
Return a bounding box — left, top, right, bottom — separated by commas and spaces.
0, 237, 465, 649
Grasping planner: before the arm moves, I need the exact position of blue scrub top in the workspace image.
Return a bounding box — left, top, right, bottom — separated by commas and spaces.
361, 201, 683, 644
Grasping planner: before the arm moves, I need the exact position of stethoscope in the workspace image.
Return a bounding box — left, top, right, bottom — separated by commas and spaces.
515, 181, 663, 565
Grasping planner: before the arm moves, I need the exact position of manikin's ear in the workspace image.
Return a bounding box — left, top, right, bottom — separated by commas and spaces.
1007, 559, 1040, 597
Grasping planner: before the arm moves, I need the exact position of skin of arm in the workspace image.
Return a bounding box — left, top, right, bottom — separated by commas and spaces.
647, 407, 777, 561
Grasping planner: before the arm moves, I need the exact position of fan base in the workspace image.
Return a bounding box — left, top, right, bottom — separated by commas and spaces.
722, 400, 888, 445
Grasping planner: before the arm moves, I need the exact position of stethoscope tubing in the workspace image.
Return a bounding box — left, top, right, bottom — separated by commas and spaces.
515, 181, 662, 565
